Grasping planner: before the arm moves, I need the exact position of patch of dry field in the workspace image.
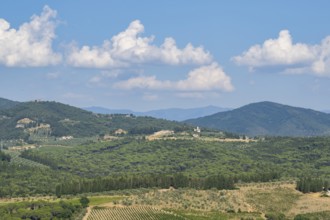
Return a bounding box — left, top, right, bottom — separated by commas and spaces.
288, 192, 330, 216
99, 182, 300, 213
97, 182, 329, 218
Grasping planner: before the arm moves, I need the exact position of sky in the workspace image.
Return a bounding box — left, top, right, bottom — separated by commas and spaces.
1, 1, 330, 111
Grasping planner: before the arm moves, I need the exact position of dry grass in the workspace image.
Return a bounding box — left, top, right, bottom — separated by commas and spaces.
3, 182, 330, 219
110, 182, 328, 218
243, 183, 301, 214
288, 192, 330, 217
111, 182, 301, 215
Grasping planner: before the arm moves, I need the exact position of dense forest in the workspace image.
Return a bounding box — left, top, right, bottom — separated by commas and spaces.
0, 200, 84, 219
0, 136, 329, 197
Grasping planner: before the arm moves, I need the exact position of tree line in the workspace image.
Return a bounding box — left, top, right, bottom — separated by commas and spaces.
296, 177, 329, 193
20, 150, 57, 169
55, 171, 280, 197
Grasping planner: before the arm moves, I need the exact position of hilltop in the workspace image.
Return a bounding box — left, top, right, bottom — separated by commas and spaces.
0, 97, 20, 110
185, 101, 330, 137
0, 99, 192, 140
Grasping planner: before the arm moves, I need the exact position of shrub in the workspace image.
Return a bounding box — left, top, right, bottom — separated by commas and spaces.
265, 212, 286, 220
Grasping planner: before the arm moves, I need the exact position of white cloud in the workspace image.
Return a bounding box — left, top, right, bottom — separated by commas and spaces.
0, 5, 61, 67
67, 20, 212, 68
233, 30, 330, 76
114, 63, 234, 92
114, 75, 172, 90
311, 36, 330, 76
88, 70, 122, 87
176, 63, 234, 92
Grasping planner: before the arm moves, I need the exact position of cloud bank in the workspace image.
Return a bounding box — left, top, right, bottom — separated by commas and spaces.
114, 63, 233, 92
0, 5, 61, 67
233, 30, 330, 76
0, 6, 234, 95
67, 20, 212, 68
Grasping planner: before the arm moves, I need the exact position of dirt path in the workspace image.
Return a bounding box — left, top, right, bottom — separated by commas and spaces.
82, 206, 92, 220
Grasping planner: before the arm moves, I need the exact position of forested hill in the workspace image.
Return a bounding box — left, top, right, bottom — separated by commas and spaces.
185, 101, 330, 137
0, 97, 20, 110
0, 100, 191, 139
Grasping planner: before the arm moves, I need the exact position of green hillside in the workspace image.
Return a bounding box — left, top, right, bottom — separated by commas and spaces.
2, 136, 330, 197
0, 100, 191, 140
0, 97, 19, 110
22, 137, 330, 178
185, 101, 330, 137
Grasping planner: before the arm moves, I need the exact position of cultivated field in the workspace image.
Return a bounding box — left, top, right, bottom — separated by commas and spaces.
3, 150, 49, 169
87, 206, 186, 220
82, 182, 330, 220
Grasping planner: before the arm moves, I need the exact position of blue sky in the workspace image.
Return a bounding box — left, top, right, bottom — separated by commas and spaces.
1, 1, 330, 111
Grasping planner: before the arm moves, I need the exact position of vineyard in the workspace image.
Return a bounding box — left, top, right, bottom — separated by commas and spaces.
3, 150, 49, 169
87, 206, 187, 220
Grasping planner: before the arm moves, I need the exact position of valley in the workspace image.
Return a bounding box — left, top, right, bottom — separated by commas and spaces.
0, 98, 330, 219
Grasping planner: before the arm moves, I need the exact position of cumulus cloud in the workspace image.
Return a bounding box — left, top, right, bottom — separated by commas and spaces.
67, 20, 212, 68
114, 75, 172, 90
311, 36, 330, 76
0, 5, 61, 67
176, 63, 233, 91
233, 30, 330, 76
114, 63, 234, 92
88, 70, 121, 86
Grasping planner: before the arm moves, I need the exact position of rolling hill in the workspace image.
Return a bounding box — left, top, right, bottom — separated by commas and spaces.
0, 97, 20, 110
185, 101, 330, 137
0, 99, 192, 140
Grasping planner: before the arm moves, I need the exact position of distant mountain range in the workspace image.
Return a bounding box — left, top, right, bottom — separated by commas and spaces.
185, 101, 330, 137
2, 97, 330, 137
84, 106, 230, 121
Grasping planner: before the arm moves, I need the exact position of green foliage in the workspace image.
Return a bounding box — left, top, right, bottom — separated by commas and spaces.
25, 138, 284, 178
265, 212, 286, 220
0, 97, 19, 110
186, 101, 330, 137
55, 173, 239, 196
294, 215, 310, 220
296, 177, 328, 193
1, 136, 330, 197
4, 150, 49, 169
0, 150, 11, 162
294, 211, 330, 220
0, 163, 80, 197
0, 200, 82, 219
79, 196, 90, 208
0, 101, 192, 139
